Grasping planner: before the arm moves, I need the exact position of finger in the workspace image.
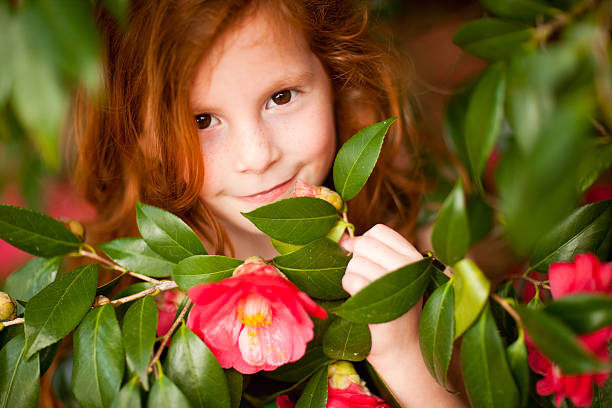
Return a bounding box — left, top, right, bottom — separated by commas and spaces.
339, 234, 354, 253
363, 224, 422, 259
353, 236, 414, 271
342, 271, 370, 295
346, 255, 388, 281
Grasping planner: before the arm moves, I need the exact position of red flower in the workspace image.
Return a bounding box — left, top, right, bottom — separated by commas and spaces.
155, 289, 185, 337
527, 253, 612, 407
186, 257, 327, 374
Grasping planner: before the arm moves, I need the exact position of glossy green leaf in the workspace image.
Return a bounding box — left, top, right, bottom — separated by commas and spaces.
467, 195, 493, 245
270, 238, 304, 255
122, 296, 158, 390
444, 86, 472, 172
225, 369, 243, 408
136, 202, 207, 263
242, 197, 338, 244
461, 305, 520, 408
0, 334, 40, 408
274, 238, 349, 300
24, 264, 98, 359
99, 238, 176, 278
4, 256, 61, 301
454, 17, 534, 60
543, 294, 612, 334
432, 181, 469, 265
322, 318, 371, 361
295, 366, 328, 408
479, 0, 561, 23
333, 118, 396, 200
73, 304, 124, 408
334, 258, 433, 324
530, 199, 612, 272
506, 329, 529, 408
465, 62, 506, 187
39, 342, 59, 377
453, 259, 490, 339
264, 345, 330, 383
418, 281, 454, 386
109, 377, 142, 408
428, 260, 450, 293
516, 305, 606, 373
166, 324, 231, 408
173, 255, 242, 290
147, 374, 192, 408
0, 204, 80, 257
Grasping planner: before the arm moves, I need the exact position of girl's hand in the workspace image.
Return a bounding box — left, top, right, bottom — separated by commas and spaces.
339, 224, 423, 363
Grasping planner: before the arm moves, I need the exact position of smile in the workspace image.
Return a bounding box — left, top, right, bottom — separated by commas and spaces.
238, 176, 296, 204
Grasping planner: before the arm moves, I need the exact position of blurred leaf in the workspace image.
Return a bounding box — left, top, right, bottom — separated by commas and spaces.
100, 0, 129, 25
24, 264, 98, 359
264, 345, 330, 383
467, 194, 493, 244
478, 0, 561, 23
147, 374, 192, 408
334, 258, 433, 324
122, 296, 158, 390
51, 355, 81, 408
444, 86, 472, 173
225, 369, 243, 408
136, 202, 207, 263
39, 341, 59, 377
453, 259, 490, 339
4, 256, 61, 301
99, 238, 176, 278
544, 294, 612, 334
0, 3, 12, 105
578, 142, 612, 192
274, 238, 349, 300
110, 377, 142, 408
530, 199, 612, 272
173, 255, 242, 291
294, 366, 328, 408
465, 62, 506, 188
322, 318, 371, 361
419, 281, 454, 387
73, 304, 124, 408
165, 324, 231, 408
333, 118, 396, 201
506, 329, 529, 408
432, 181, 470, 265
243, 197, 338, 244
516, 305, 606, 373
460, 305, 520, 408
325, 220, 349, 243
270, 238, 304, 255
0, 333, 40, 408
0, 204, 81, 257
454, 17, 534, 60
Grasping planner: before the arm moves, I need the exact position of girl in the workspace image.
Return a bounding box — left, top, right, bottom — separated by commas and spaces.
74, 0, 467, 406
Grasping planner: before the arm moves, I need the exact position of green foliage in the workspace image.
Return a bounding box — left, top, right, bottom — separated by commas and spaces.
3, 256, 61, 301
110, 377, 142, 408
173, 255, 243, 290
543, 294, 612, 334
432, 181, 470, 265
322, 318, 371, 361
294, 366, 328, 408
452, 259, 490, 339
99, 238, 176, 278
0, 334, 40, 408
122, 296, 158, 390
147, 374, 192, 408
506, 329, 529, 408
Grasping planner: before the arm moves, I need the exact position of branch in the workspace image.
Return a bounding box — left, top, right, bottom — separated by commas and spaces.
147, 298, 193, 373
491, 293, 522, 324
533, 0, 598, 43
79, 248, 161, 284
110, 280, 178, 305
1, 317, 24, 327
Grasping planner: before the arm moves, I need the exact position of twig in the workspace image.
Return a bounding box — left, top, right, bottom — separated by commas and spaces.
79, 248, 161, 284
514, 274, 551, 291
110, 280, 178, 305
533, 0, 598, 43
491, 293, 521, 324
147, 298, 193, 373
343, 211, 354, 238
2, 317, 24, 327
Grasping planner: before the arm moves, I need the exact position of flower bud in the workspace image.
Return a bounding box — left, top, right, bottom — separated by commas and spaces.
93, 295, 110, 307
294, 180, 343, 212
68, 220, 86, 241
0, 292, 17, 321
328, 361, 363, 391
233, 256, 283, 278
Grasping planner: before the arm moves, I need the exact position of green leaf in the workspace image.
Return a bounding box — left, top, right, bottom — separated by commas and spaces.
225, 369, 243, 408
0, 334, 40, 408
333, 118, 396, 201
4, 256, 61, 301
0, 3, 12, 105
461, 305, 520, 408
165, 324, 231, 408
73, 304, 124, 408
0, 204, 80, 257
467, 195, 493, 245
432, 181, 470, 265
147, 374, 192, 408
506, 329, 529, 408
122, 296, 158, 390
464, 62, 506, 188
444, 86, 472, 172
264, 345, 330, 383
516, 305, 606, 373
270, 238, 304, 255
136, 202, 207, 263
418, 281, 454, 387
24, 264, 98, 359
99, 238, 176, 278
530, 199, 612, 272
173, 255, 242, 291
334, 258, 433, 324
322, 318, 371, 361
478, 0, 561, 23
578, 143, 612, 192
295, 366, 328, 408
452, 259, 490, 339
39, 342, 59, 376
274, 238, 349, 300
453, 17, 534, 60
242, 197, 338, 244
543, 294, 612, 334
110, 377, 142, 408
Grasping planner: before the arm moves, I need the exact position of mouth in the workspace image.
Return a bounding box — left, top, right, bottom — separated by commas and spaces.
238, 176, 296, 204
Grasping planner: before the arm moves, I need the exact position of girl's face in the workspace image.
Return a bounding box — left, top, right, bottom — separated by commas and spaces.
190, 8, 336, 238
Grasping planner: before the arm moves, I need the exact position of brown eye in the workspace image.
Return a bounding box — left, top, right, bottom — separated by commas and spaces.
267, 89, 296, 108
195, 113, 212, 129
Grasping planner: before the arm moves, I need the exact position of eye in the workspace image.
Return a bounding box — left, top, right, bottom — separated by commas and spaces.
195, 113, 219, 130
266, 89, 296, 109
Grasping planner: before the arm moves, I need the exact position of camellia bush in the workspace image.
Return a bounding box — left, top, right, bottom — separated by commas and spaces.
1, 1, 612, 408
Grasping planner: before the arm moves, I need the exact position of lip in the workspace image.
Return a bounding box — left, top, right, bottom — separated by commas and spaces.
238, 176, 296, 204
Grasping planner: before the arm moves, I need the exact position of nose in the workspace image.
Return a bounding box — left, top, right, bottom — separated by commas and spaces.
232, 118, 281, 174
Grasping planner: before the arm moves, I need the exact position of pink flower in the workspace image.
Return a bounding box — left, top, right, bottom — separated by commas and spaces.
527, 253, 612, 407
186, 257, 327, 374
155, 289, 185, 337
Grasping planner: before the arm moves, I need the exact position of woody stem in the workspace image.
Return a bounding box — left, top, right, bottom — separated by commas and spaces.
147, 298, 193, 373
78, 248, 161, 284
491, 293, 522, 324
2, 317, 24, 327
110, 280, 178, 305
